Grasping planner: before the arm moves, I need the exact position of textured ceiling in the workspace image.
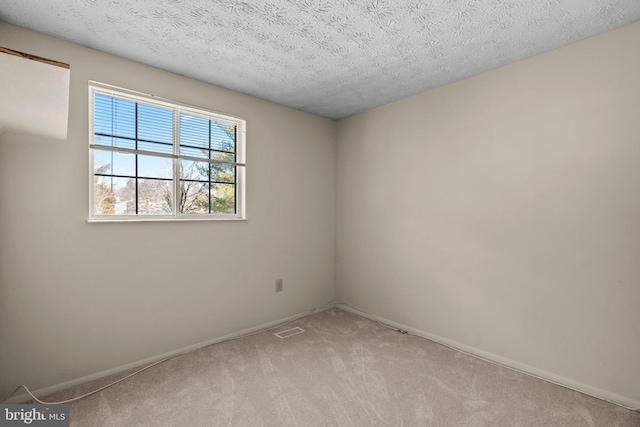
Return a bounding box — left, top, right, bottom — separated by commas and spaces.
1, 1, 640, 120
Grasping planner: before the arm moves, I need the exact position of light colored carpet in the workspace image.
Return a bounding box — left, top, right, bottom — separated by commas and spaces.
44, 308, 639, 426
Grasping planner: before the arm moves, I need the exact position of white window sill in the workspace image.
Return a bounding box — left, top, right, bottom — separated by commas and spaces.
87, 217, 247, 223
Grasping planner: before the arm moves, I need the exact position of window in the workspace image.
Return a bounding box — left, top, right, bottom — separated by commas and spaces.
89, 82, 246, 221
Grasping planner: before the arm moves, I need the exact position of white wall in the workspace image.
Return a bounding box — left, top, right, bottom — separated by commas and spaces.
0, 22, 336, 399
336, 22, 640, 407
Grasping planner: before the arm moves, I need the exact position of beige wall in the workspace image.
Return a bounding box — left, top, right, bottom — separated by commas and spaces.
336, 22, 640, 406
0, 22, 336, 399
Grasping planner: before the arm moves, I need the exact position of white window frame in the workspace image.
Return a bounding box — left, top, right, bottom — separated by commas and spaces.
88, 81, 246, 222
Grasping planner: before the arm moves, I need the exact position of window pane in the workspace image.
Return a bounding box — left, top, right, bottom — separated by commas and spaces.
94, 135, 136, 151
94, 175, 118, 215
180, 160, 209, 181
138, 154, 172, 179
94, 149, 135, 177
94, 150, 112, 175
179, 180, 209, 214
211, 151, 236, 163
179, 146, 235, 162
211, 183, 235, 214
180, 146, 236, 162
137, 178, 173, 215
211, 164, 235, 184
180, 114, 209, 149
138, 140, 173, 156
138, 103, 173, 144
179, 144, 209, 160
114, 178, 137, 214
94, 94, 136, 139
179, 113, 236, 159
211, 121, 236, 153
94, 176, 133, 215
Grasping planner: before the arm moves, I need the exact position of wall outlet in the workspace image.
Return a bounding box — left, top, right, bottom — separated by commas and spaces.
275, 279, 283, 292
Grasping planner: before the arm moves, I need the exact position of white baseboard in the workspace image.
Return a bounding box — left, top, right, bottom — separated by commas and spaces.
334, 303, 640, 411
5, 308, 323, 404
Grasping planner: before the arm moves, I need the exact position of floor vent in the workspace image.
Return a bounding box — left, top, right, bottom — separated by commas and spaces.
274, 327, 305, 339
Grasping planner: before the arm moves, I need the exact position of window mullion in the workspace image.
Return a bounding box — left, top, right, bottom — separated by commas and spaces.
234, 126, 237, 214
208, 119, 212, 214
173, 108, 180, 217
135, 103, 139, 215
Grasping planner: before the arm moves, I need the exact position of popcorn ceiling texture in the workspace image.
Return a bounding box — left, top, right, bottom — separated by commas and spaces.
1, 0, 640, 119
